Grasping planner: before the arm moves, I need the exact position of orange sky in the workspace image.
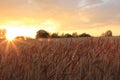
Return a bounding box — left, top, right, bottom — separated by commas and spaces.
1, 0, 120, 38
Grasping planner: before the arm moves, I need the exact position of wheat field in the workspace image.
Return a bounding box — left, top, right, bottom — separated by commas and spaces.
0, 37, 120, 80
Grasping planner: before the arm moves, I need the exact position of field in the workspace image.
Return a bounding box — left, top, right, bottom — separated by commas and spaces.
0, 37, 120, 80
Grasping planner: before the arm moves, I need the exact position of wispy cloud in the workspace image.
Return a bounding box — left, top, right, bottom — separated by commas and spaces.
78, 0, 103, 9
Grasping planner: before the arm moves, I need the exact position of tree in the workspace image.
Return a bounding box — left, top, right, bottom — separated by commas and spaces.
79, 33, 91, 37
101, 30, 112, 37
64, 33, 73, 38
0, 29, 6, 39
51, 33, 59, 38
36, 30, 50, 39
104, 30, 112, 37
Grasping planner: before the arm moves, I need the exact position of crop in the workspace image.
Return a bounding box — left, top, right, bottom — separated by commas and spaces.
0, 37, 120, 80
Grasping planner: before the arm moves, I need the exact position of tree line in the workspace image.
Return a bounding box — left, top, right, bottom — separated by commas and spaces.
35, 30, 112, 39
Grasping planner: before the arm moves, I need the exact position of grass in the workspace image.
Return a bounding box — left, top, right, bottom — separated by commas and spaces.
0, 37, 120, 80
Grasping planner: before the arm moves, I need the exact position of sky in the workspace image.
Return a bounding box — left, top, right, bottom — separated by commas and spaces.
0, 0, 120, 38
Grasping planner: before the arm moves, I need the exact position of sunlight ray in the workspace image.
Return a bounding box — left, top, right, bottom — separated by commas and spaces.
10, 41, 20, 56
4, 41, 10, 58
0, 40, 7, 46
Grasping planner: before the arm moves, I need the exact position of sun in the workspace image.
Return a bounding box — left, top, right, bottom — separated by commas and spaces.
6, 27, 17, 41
7, 35, 15, 41
6, 33, 16, 41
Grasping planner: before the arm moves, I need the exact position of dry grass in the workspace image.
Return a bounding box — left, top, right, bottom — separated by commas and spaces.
0, 37, 120, 80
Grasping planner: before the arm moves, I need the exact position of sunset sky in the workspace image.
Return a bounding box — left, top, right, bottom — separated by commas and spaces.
1, 0, 120, 38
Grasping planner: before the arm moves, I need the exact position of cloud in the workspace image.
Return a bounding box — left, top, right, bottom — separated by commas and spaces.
78, 0, 103, 9
80, 0, 120, 25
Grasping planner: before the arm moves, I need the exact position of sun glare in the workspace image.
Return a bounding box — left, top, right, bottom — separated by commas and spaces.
6, 27, 17, 41
7, 35, 15, 41
5, 26, 36, 40
6, 32, 16, 41
1, 19, 60, 40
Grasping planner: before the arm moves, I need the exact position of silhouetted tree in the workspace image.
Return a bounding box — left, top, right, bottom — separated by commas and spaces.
51, 33, 59, 38
79, 33, 91, 37
64, 33, 73, 38
104, 30, 112, 37
36, 30, 50, 39
101, 30, 112, 37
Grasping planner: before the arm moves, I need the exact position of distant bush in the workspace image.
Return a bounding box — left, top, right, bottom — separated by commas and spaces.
64, 33, 73, 38
15, 36, 26, 40
79, 33, 91, 37
51, 33, 60, 38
